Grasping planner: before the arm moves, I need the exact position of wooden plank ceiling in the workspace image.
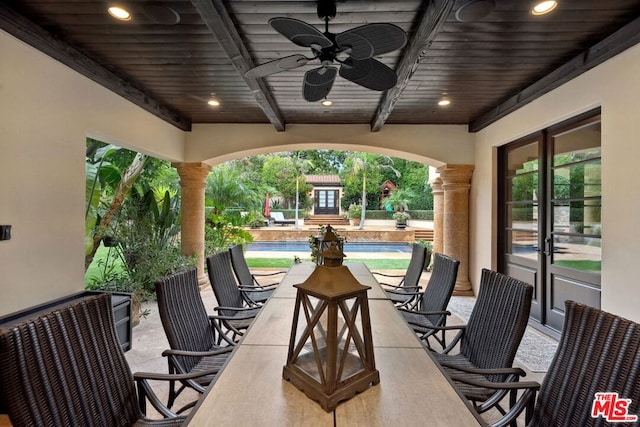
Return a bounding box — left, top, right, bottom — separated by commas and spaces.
3, 0, 640, 132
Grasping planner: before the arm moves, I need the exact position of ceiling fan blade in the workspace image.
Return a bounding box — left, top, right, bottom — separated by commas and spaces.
335, 23, 407, 60
303, 67, 337, 102
269, 17, 333, 49
339, 58, 397, 91
245, 54, 309, 78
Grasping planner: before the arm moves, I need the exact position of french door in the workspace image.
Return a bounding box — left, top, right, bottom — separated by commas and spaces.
499, 110, 602, 334
314, 190, 339, 215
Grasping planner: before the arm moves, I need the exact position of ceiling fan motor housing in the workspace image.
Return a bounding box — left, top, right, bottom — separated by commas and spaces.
317, 0, 337, 21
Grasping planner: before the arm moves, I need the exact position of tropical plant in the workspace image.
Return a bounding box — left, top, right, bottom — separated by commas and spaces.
392, 211, 411, 223
343, 153, 400, 230
382, 188, 416, 213
85, 141, 148, 270
205, 212, 254, 254
206, 167, 260, 214
348, 204, 362, 219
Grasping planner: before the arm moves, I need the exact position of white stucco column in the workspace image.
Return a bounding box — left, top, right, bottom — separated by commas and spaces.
173, 162, 211, 288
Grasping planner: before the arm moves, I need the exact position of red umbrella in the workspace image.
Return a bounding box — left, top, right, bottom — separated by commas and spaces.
264, 193, 271, 217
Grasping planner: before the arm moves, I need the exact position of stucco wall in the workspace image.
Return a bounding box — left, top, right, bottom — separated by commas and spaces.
472, 42, 640, 322
185, 123, 475, 167
0, 31, 185, 314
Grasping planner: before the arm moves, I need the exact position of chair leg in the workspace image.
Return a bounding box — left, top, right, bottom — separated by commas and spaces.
167, 361, 177, 409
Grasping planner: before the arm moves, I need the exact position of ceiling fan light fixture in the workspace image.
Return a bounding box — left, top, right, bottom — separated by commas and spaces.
207, 99, 220, 107
321, 99, 333, 107
107, 4, 132, 21
438, 99, 451, 106
531, 1, 558, 16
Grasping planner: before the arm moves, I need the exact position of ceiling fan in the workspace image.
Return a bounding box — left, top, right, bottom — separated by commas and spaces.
245, 0, 407, 102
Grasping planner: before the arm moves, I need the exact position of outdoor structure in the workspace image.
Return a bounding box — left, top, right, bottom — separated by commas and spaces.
305, 175, 342, 216
2, 3, 640, 333
379, 180, 398, 209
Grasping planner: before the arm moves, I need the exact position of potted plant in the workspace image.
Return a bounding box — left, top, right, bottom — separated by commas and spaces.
348, 204, 362, 226
393, 211, 411, 229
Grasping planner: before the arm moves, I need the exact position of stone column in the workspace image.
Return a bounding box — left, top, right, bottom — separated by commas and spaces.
431, 177, 444, 255
438, 164, 474, 296
173, 162, 211, 288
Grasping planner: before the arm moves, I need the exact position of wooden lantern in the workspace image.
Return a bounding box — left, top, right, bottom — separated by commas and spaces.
282, 262, 379, 412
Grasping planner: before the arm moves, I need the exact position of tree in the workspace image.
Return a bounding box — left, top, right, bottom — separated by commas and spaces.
290, 152, 314, 229
85, 140, 148, 270
382, 188, 416, 212
206, 166, 260, 214
343, 153, 399, 230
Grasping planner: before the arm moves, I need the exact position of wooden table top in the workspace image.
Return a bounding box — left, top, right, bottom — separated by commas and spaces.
186, 262, 482, 426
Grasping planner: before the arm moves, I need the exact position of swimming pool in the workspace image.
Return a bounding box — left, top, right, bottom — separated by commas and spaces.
246, 241, 412, 253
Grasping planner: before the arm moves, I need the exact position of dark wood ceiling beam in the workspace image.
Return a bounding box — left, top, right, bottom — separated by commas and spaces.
469, 15, 640, 132
371, 0, 455, 132
191, 0, 285, 131
0, 3, 191, 131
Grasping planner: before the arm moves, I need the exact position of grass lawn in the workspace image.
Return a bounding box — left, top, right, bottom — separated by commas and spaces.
86, 246, 410, 287
246, 257, 410, 270
554, 259, 601, 271
85, 244, 126, 285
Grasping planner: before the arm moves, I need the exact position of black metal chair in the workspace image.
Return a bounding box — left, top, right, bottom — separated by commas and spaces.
451, 300, 640, 427
397, 253, 460, 350
206, 250, 263, 341
229, 244, 283, 303
426, 269, 533, 417
373, 243, 428, 307
155, 268, 235, 411
0, 293, 215, 426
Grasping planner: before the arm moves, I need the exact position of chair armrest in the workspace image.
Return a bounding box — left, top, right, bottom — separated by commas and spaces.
439, 363, 526, 377
253, 271, 286, 277
239, 285, 277, 291
134, 367, 222, 418
447, 374, 540, 427
161, 347, 233, 358
385, 287, 422, 296
398, 308, 450, 317
372, 271, 405, 278
213, 306, 260, 315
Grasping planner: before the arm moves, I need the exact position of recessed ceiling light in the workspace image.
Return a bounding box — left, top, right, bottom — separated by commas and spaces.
107, 5, 132, 21
207, 99, 220, 107
438, 99, 451, 106
321, 99, 333, 107
531, 1, 557, 16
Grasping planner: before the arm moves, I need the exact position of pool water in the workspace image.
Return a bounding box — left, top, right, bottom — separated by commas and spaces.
246, 241, 411, 253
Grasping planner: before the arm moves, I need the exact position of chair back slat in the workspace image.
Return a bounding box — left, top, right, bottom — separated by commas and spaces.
229, 244, 254, 287
207, 251, 244, 315
156, 268, 216, 373
419, 253, 459, 325
0, 294, 139, 426
402, 244, 427, 288
461, 269, 533, 380
531, 301, 640, 426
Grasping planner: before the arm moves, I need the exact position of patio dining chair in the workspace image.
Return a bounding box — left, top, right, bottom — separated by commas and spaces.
206, 250, 263, 341
155, 268, 235, 410
426, 269, 533, 417
373, 243, 428, 307
450, 300, 640, 427
0, 293, 216, 426
397, 252, 459, 350
229, 244, 284, 303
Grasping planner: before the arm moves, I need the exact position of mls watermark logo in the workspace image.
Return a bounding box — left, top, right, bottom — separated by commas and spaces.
591, 392, 638, 423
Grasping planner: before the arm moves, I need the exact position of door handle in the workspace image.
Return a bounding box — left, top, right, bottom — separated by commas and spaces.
543, 237, 552, 256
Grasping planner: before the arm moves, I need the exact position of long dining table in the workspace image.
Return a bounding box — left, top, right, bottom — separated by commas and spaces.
185, 262, 483, 426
